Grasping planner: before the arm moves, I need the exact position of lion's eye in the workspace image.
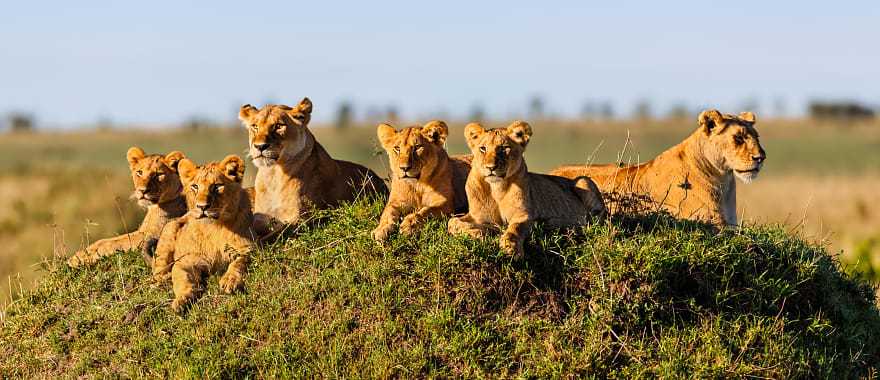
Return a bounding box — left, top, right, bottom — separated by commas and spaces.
136, 170, 143, 176
504, 146, 512, 154
393, 146, 400, 154
479, 146, 487, 153
250, 124, 258, 131
415, 145, 424, 153
157, 174, 166, 182
190, 184, 198, 192
212, 184, 224, 194
733, 135, 745, 145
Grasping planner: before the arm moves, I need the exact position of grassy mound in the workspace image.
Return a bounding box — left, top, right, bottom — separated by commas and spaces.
2, 198, 879, 378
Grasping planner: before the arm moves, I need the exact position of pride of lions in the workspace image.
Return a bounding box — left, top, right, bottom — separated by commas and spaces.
66, 97, 766, 313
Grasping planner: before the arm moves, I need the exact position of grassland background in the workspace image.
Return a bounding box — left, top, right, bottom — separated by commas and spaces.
1, 118, 879, 304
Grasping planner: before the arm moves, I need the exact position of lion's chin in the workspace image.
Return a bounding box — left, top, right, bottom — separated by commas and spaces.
252, 156, 277, 168
484, 175, 505, 184
734, 169, 760, 184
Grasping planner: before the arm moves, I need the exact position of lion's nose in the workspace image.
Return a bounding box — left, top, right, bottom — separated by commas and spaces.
254, 143, 270, 151
753, 154, 766, 163
399, 165, 411, 172
195, 203, 209, 211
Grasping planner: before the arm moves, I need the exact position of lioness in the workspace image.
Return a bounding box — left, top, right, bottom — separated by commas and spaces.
372, 121, 472, 242
152, 155, 255, 314
67, 147, 187, 267
551, 109, 766, 226
448, 121, 606, 258
238, 98, 388, 235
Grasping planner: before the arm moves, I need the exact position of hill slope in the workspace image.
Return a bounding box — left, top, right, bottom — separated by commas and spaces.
2, 198, 879, 378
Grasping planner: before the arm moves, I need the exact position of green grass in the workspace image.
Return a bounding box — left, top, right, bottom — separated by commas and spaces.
2, 197, 878, 378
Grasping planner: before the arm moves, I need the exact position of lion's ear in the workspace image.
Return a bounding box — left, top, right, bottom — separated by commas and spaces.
506, 120, 533, 148
220, 155, 246, 183
376, 123, 397, 149
739, 111, 756, 124
163, 151, 186, 172
177, 159, 197, 183
698, 109, 724, 135
239, 104, 258, 122
420, 120, 448, 145
464, 123, 485, 149
296, 97, 313, 115
126, 146, 146, 167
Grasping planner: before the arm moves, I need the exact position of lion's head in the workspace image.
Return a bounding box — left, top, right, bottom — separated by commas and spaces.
377, 120, 449, 181
126, 147, 185, 208
178, 155, 247, 223
697, 109, 766, 183
464, 121, 533, 184
238, 98, 313, 167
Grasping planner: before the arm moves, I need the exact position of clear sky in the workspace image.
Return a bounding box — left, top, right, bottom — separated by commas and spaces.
1, 1, 878, 127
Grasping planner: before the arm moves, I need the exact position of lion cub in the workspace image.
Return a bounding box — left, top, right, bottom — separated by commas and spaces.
67, 147, 187, 267
551, 109, 766, 226
238, 98, 388, 236
152, 155, 255, 313
372, 121, 472, 242
448, 121, 606, 258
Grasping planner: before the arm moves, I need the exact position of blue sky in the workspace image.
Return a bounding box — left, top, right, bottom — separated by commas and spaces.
1, 1, 878, 126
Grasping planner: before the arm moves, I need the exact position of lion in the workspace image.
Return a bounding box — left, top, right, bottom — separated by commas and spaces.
372, 120, 472, 242
447, 121, 606, 258
66, 147, 187, 267
151, 155, 255, 314
238, 98, 388, 236
550, 109, 766, 226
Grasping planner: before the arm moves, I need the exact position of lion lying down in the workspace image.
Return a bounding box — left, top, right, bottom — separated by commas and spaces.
551, 109, 766, 227
448, 121, 606, 258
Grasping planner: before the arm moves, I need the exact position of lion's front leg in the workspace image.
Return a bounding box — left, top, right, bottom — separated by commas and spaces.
67, 231, 147, 267
499, 216, 530, 259
151, 221, 183, 283
400, 200, 451, 235
447, 214, 496, 239
218, 253, 249, 294
170, 255, 210, 314
372, 204, 403, 243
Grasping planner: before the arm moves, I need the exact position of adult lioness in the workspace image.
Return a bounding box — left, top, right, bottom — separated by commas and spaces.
372, 121, 472, 242
67, 147, 187, 267
151, 155, 255, 314
238, 98, 388, 235
551, 109, 766, 226
448, 121, 606, 258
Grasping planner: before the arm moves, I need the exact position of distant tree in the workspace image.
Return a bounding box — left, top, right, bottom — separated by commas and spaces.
739, 97, 760, 114
580, 101, 597, 120
469, 103, 486, 123
8, 113, 34, 133
599, 101, 615, 120
633, 99, 652, 120
809, 101, 875, 121
335, 101, 354, 129
667, 103, 689, 120
773, 97, 788, 117
184, 116, 210, 131
385, 105, 400, 124
528, 95, 545, 118
96, 116, 114, 131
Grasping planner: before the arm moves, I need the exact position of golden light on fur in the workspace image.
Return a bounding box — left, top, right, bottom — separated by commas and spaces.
551, 109, 766, 226
67, 147, 188, 267
450, 121, 606, 258
372, 121, 472, 242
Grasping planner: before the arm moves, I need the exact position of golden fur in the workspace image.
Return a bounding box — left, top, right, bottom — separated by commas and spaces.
550, 109, 766, 226
67, 147, 187, 267
448, 121, 606, 258
151, 155, 255, 314
238, 98, 388, 236
372, 121, 472, 242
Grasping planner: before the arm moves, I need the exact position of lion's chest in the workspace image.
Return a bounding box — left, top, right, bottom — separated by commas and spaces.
175, 222, 251, 268
255, 167, 308, 223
